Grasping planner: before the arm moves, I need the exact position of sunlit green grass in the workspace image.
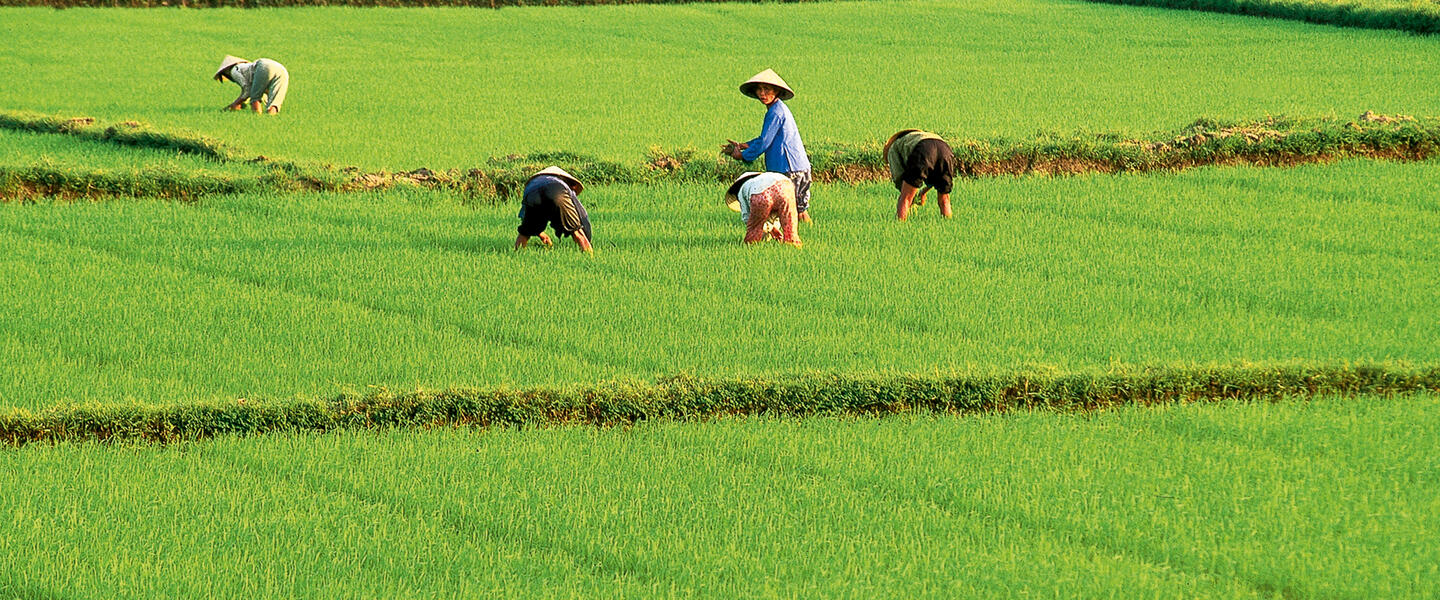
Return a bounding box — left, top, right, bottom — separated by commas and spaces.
2, 0, 1439, 167
1, 158, 1435, 410
0, 128, 271, 176
3, 394, 1436, 598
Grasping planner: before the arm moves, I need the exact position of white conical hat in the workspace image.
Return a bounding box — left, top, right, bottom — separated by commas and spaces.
528, 165, 584, 193
739, 69, 794, 101
723, 172, 763, 212
214, 55, 247, 80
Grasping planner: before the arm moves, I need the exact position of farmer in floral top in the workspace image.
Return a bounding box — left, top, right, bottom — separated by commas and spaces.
724, 171, 801, 247
725, 69, 814, 223
214, 55, 290, 115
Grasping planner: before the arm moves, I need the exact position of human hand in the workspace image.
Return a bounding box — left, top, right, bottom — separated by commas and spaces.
537, 232, 553, 247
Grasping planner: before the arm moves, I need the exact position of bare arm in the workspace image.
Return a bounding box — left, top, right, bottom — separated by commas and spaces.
514, 232, 553, 250
224, 92, 247, 111
571, 230, 593, 253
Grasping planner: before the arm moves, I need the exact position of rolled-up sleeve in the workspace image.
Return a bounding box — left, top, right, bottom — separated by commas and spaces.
554, 189, 584, 234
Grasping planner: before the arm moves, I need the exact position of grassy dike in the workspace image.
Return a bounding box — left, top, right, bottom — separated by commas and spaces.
4, 366, 1436, 445
5, 109, 1439, 202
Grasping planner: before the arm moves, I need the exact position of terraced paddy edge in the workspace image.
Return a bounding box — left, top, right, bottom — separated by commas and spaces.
1082, 0, 1440, 35
2, 365, 1437, 445
4, 109, 1438, 201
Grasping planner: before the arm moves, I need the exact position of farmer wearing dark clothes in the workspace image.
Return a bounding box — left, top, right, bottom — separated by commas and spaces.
725, 69, 814, 223
884, 129, 956, 221
515, 166, 592, 253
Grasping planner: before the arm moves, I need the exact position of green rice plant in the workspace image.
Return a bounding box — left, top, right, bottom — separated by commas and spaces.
1082, 0, 1440, 35
2, 396, 1437, 597
4, 1, 1439, 167
0, 158, 1436, 411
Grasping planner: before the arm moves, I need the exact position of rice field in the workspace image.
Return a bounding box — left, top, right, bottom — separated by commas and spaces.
2, 160, 1437, 410
3, 0, 1440, 166
4, 395, 1438, 598
3, 0, 1439, 596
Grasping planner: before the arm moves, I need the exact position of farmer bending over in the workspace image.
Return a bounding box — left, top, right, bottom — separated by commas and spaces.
725, 69, 814, 223
515, 166, 593, 253
725, 171, 801, 247
215, 55, 289, 115
884, 129, 955, 221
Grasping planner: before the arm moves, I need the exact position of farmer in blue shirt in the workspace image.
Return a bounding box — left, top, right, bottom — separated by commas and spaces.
726, 69, 814, 223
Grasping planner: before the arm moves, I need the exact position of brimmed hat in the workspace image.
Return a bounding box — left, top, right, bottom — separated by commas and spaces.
739, 69, 794, 101
528, 165, 584, 193
214, 55, 247, 81
882, 129, 924, 161
723, 172, 763, 212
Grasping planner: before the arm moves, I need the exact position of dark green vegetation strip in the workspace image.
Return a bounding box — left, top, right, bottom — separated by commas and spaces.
0, 163, 265, 201
6, 109, 1440, 202
3, 365, 1436, 445
1082, 0, 1440, 35
0, 0, 821, 6
0, 111, 236, 161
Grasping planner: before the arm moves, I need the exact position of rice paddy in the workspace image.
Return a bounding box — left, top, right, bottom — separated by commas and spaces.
4, 396, 1438, 598
4, 1, 1440, 167
2, 0, 1438, 596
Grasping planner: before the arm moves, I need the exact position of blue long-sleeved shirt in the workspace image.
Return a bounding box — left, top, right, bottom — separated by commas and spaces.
741, 99, 811, 173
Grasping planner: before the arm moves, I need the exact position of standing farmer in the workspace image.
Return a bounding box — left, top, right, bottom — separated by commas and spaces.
515, 166, 593, 253
884, 129, 955, 221
725, 69, 814, 223
214, 55, 289, 115
724, 171, 801, 247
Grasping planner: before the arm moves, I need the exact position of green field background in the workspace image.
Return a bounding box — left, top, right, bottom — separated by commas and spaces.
3, 0, 1440, 167
3, 1, 1440, 597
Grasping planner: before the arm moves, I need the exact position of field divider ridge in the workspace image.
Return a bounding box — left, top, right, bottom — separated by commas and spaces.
2, 365, 1436, 445
5, 109, 1439, 203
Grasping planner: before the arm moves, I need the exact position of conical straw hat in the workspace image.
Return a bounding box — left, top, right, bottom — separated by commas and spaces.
739, 69, 794, 101
882, 129, 924, 162
723, 172, 763, 212
528, 165, 584, 193
214, 55, 247, 81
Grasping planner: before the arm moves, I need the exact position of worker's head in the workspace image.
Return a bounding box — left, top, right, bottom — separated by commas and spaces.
213, 55, 247, 83
739, 69, 794, 104
882, 129, 924, 161
754, 84, 778, 106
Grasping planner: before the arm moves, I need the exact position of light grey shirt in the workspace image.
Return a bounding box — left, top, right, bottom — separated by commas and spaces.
228, 62, 256, 101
